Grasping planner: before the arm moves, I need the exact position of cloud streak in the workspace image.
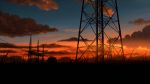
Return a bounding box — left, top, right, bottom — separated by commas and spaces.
40, 43, 71, 48
130, 18, 150, 25
0, 43, 17, 48
8, 0, 59, 11
58, 37, 91, 42
46, 51, 73, 55
0, 11, 58, 37
0, 50, 17, 53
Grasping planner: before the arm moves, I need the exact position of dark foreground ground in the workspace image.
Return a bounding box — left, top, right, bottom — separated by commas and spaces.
1, 56, 150, 65
1, 59, 150, 82
1, 60, 150, 64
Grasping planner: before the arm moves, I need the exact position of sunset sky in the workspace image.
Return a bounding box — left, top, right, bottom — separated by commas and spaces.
0, 0, 150, 48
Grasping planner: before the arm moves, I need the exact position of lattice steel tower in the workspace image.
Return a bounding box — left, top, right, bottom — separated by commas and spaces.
76, 0, 124, 63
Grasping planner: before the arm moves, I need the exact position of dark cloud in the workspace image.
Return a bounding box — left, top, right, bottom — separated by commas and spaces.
0, 11, 58, 37
0, 50, 17, 53
3, 43, 70, 49
8, 0, 59, 11
110, 25, 150, 48
0, 43, 17, 48
58, 37, 91, 42
46, 51, 73, 55
40, 43, 71, 48
130, 18, 150, 25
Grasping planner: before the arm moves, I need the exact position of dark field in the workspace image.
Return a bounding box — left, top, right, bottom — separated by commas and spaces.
1, 55, 150, 65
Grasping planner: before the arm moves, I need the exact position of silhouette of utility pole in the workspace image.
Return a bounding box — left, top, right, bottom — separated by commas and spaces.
28, 34, 32, 61
76, 0, 124, 63
37, 40, 40, 61
42, 44, 45, 62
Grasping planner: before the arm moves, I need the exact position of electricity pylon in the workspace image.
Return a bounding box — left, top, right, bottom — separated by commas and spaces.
76, 0, 124, 63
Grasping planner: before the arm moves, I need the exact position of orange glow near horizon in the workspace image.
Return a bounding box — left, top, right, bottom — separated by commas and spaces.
1, 41, 150, 61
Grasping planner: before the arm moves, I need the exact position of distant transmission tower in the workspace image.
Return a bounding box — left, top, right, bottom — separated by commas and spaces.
76, 0, 124, 63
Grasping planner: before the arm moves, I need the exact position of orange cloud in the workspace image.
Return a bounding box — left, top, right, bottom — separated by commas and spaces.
103, 5, 114, 17
8, 0, 59, 11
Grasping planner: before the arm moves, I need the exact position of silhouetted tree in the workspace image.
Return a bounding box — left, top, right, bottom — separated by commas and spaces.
47, 57, 57, 64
